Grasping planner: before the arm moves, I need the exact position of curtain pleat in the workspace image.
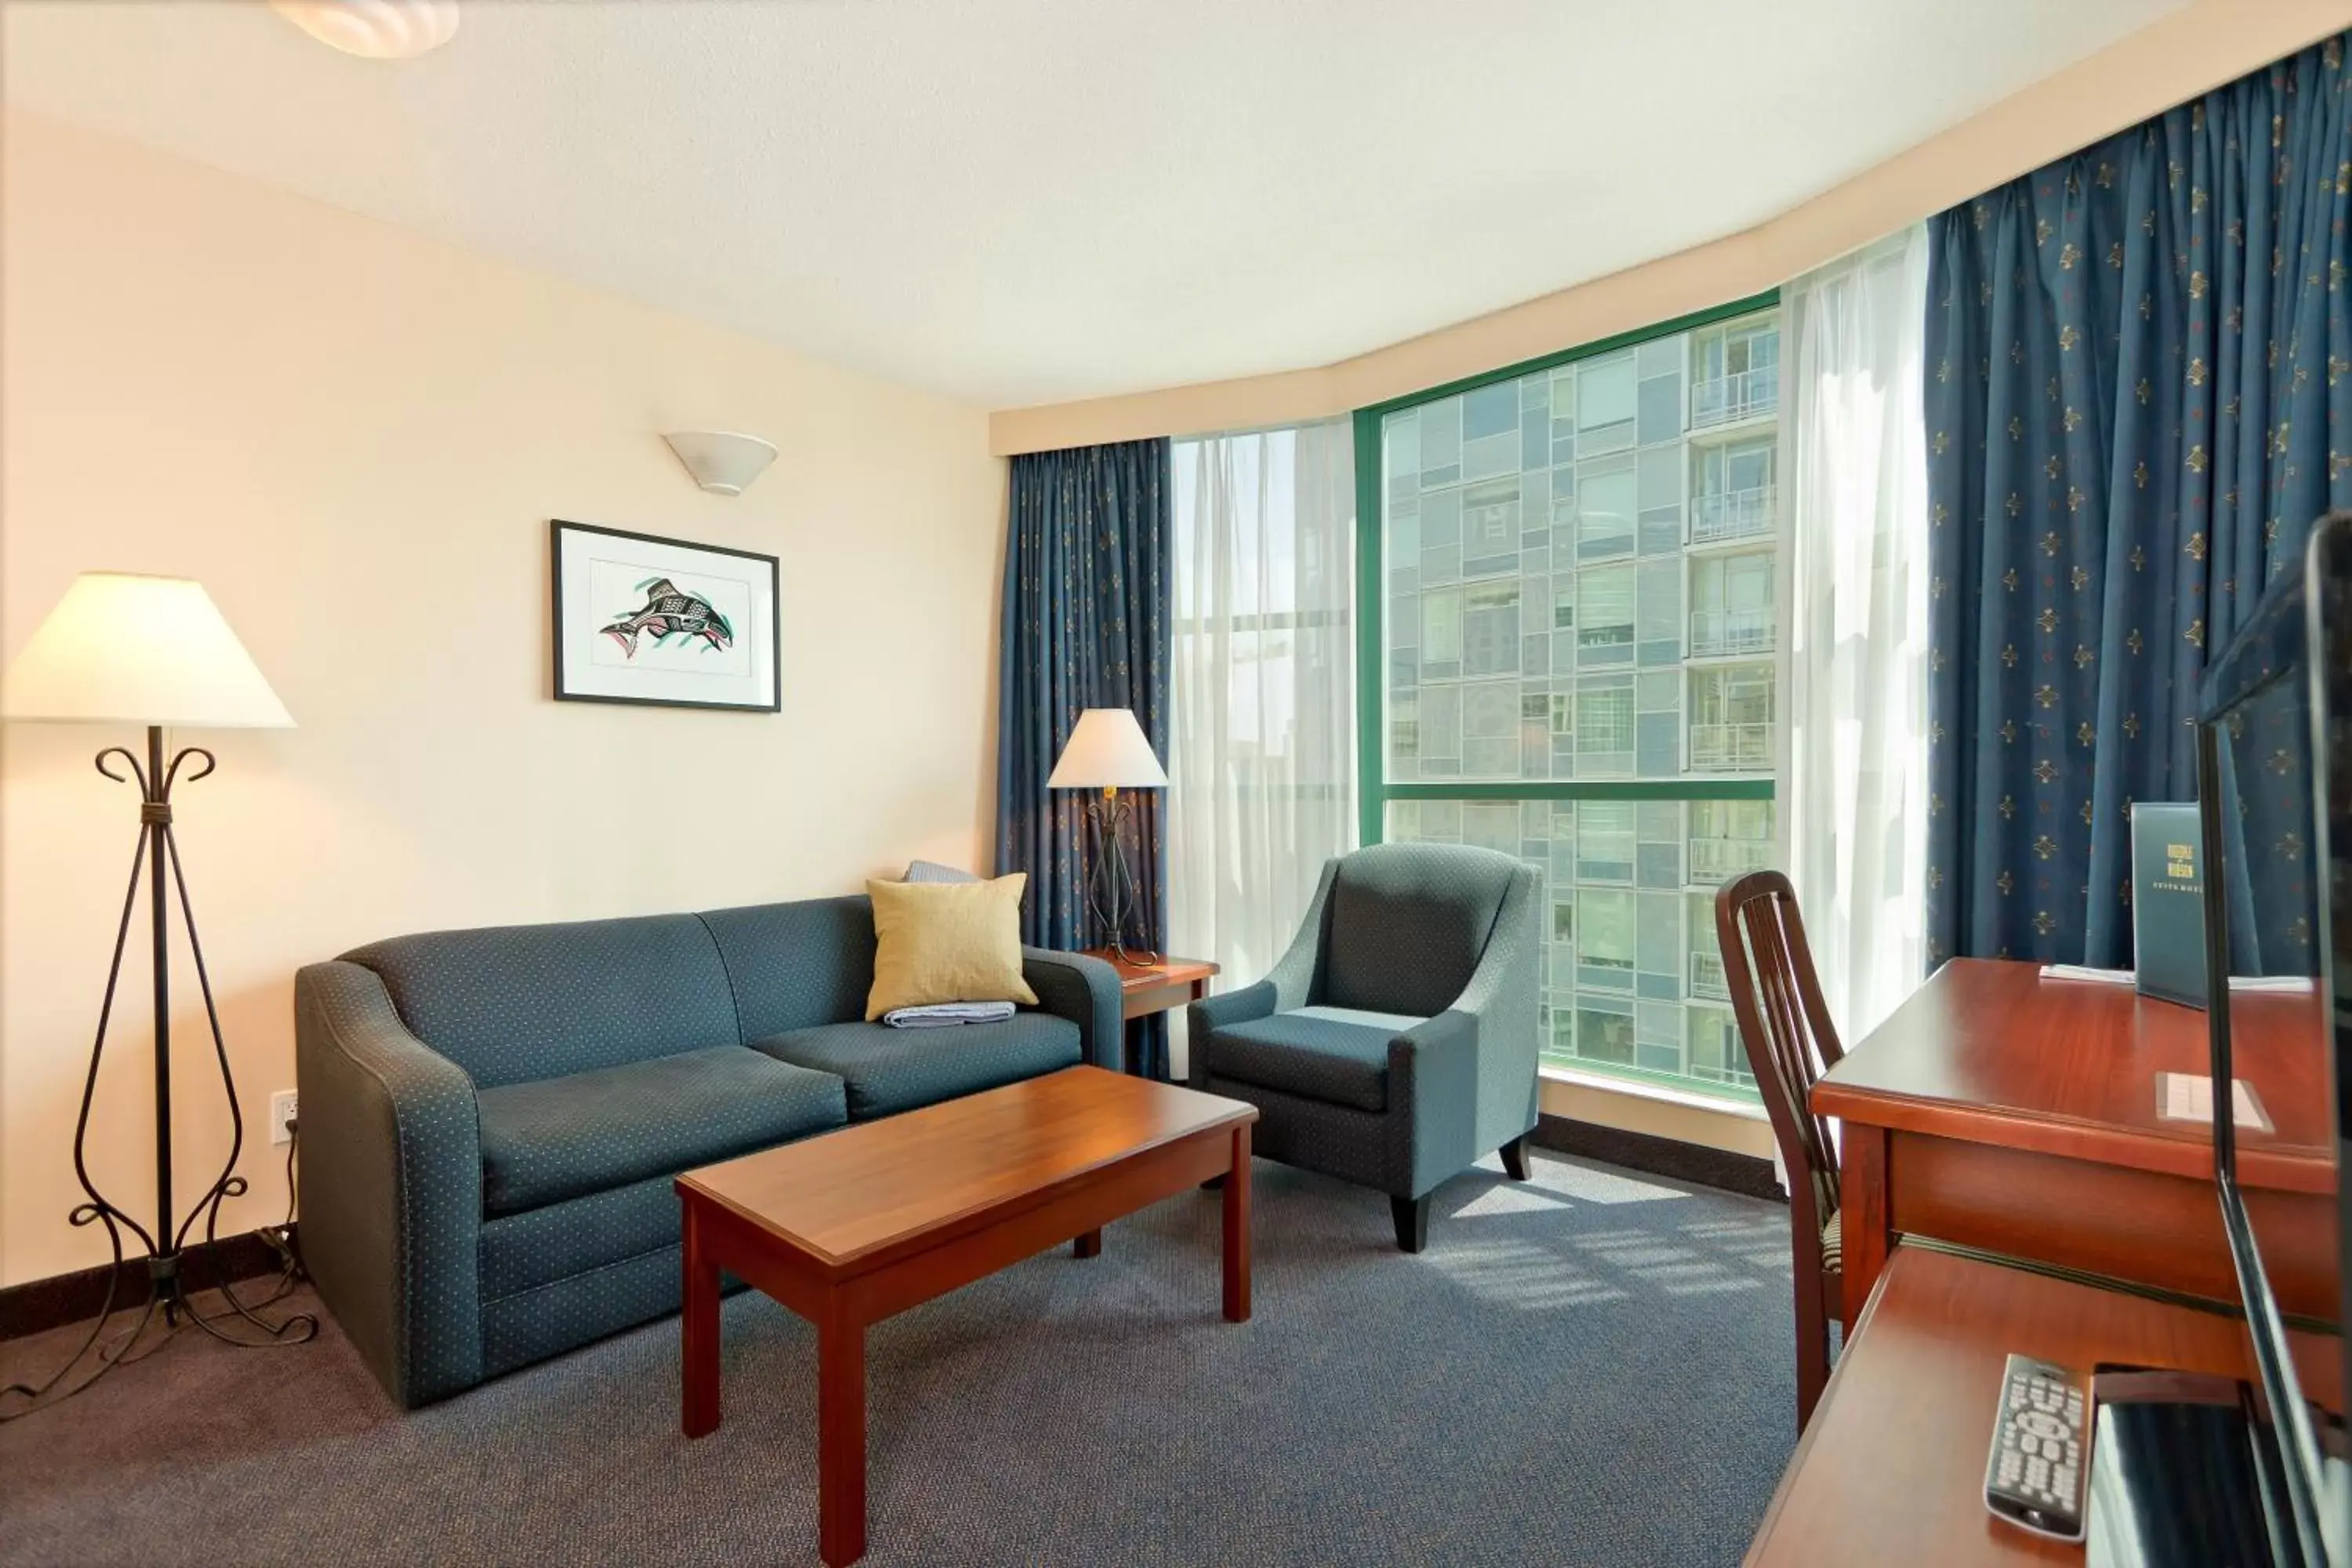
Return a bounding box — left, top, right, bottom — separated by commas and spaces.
1924, 34, 2352, 966
995, 438, 1173, 1072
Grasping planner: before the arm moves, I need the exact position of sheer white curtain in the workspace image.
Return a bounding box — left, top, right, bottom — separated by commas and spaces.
1167, 421, 1356, 1073
1780, 227, 1932, 1044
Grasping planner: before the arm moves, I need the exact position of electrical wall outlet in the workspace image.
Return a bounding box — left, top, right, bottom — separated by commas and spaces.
270, 1089, 298, 1145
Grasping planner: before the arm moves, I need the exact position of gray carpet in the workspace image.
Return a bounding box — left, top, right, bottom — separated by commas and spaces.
0, 1149, 1798, 1567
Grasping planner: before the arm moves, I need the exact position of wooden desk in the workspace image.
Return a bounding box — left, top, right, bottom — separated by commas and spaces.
1747, 1243, 2343, 1566
1814, 959, 2336, 1326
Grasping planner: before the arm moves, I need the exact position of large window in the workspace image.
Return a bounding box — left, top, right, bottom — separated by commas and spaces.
1362, 297, 1782, 1100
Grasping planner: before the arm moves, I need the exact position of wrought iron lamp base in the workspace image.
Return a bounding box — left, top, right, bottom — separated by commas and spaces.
0, 728, 314, 1424
1082, 787, 1158, 966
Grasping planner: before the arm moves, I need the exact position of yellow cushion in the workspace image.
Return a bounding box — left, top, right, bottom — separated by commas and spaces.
864, 873, 1040, 1020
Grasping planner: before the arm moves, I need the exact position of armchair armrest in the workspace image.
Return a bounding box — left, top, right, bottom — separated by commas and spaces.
1186, 857, 1343, 1088
1021, 947, 1124, 1073
1388, 864, 1543, 1193
1388, 1011, 1483, 1196
1189, 979, 1278, 1033
294, 960, 484, 1408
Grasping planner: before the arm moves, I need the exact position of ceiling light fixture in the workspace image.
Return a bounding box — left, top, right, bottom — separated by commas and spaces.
269, 0, 460, 60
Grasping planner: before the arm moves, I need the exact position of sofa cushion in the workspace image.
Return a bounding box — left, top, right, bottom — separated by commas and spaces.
1322, 842, 1519, 1018
699, 897, 877, 1040
475, 1045, 847, 1217
748, 1014, 1081, 1120
343, 914, 741, 1090
1200, 1006, 1425, 1115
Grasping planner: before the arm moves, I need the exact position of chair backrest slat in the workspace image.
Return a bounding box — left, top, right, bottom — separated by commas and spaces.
1713, 872, 1844, 1226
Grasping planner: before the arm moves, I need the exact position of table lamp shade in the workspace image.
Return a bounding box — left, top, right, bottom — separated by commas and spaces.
2, 572, 293, 728
1047, 707, 1166, 789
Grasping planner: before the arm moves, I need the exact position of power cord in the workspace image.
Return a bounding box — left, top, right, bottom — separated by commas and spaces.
1, 1120, 312, 1423
260, 1118, 303, 1276
215, 1118, 307, 1314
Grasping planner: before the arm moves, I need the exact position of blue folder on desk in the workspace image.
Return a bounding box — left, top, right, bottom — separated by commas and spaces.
2129, 803, 2206, 1010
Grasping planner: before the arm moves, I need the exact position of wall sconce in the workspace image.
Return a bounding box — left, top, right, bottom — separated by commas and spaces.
662, 431, 779, 497
269, 0, 460, 59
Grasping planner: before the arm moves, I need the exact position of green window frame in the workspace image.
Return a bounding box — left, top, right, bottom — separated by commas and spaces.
1350, 288, 1780, 1101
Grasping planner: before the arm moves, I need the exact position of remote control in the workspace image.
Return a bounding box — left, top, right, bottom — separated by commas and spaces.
1984, 1353, 2089, 1541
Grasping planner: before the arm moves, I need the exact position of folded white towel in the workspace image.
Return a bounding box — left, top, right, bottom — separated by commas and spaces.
883, 1000, 1017, 1029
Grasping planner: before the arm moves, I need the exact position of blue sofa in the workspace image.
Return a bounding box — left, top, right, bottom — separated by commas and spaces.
293, 895, 1122, 1408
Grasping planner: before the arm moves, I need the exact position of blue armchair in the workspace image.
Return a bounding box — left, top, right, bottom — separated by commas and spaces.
1185, 842, 1541, 1252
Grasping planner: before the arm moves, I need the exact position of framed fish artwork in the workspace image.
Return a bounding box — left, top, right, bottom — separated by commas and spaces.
550, 519, 781, 711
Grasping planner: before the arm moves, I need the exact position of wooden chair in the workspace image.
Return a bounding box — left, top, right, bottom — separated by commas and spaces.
1714, 870, 1846, 1430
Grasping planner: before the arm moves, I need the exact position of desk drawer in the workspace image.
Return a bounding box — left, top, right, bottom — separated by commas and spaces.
1886, 1131, 2340, 1323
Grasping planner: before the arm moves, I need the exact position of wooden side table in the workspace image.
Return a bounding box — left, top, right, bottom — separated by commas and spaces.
1079, 949, 1218, 1081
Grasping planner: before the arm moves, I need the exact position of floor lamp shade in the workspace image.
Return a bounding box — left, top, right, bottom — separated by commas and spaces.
1047, 708, 1167, 789
2, 572, 292, 729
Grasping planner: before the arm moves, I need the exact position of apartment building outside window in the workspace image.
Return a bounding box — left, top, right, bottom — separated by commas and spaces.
1364, 296, 1782, 1101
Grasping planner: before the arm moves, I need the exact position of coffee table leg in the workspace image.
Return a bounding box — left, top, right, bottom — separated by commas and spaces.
1073, 1228, 1102, 1258
1222, 1123, 1252, 1323
818, 1298, 867, 1567
681, 1203, 720, 1438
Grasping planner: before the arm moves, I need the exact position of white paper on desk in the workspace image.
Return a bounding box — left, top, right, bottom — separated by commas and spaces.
2155, 1070, 2274, 1134
2040, 964, 2134, 985
2039, 964, 2316, 995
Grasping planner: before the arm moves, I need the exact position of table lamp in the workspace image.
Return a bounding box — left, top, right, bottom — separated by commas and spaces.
0, 572, 314, 1421
1047, 707, 1167, 965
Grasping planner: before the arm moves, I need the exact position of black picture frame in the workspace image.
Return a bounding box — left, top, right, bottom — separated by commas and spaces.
550, 518, 782, 713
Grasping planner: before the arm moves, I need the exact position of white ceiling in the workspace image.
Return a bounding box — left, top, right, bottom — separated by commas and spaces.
4, 0, 2180, 408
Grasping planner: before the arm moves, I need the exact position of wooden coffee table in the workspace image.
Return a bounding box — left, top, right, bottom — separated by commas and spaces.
675, 1064, 1259, 1566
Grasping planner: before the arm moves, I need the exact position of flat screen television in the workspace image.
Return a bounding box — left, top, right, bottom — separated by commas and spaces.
2194, 510, 2352, 1566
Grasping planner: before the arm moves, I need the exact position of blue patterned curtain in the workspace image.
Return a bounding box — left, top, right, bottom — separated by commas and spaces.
996, 439, 1172, 1069
1924, 34, 2352, 967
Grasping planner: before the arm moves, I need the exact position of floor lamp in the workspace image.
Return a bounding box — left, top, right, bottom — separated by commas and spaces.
0, 572, 315, 1420
1047, 707, 1167, 965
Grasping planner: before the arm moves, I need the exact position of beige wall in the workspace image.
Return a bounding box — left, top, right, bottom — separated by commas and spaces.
0, 115, 1004, 1287
992, 0, 2352, 454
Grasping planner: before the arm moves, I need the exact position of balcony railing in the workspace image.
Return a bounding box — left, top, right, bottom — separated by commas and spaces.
1690, 721, 1773, 771
1690, 949, 1730, 1000
1690, 366, 1779, 427
1690, 486, 1776, 543
1689, 836, 1775, 885
1690, 608, 1775, 658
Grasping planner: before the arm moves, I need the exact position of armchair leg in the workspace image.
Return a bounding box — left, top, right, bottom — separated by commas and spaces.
1391, 1195, 1430, 1254
1500, 1133, 1530, 1182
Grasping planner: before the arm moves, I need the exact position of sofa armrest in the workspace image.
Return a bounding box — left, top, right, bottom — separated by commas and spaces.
295, 960, 485, 1408
1021, 947, 1124, 1073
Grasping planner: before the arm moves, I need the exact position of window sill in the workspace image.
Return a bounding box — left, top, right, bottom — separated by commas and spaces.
1539, 1064, 1769, 1121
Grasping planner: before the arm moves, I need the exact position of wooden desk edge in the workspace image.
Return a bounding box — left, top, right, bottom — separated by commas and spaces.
1809, 1080, 2335, 1196
675, 1102, 1260, 1277
1742, 1250, 1902, 1565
